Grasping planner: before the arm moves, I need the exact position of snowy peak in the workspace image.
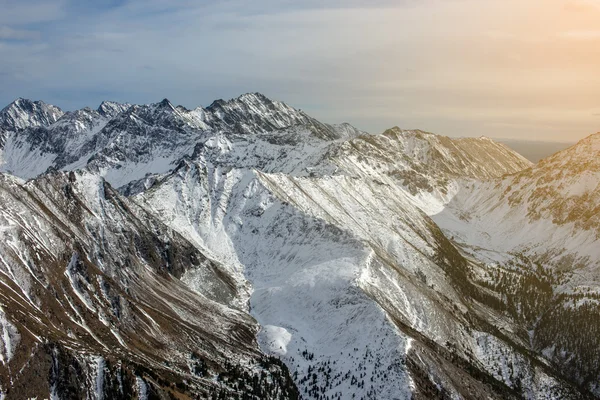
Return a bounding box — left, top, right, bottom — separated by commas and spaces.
322, 127, 531, 213
0, 98, 63, 134
379, 127, 532, 179
94, 98, 208, 142
0, 93, 365, 185
97, 100, 131, 118
54, 107, 103, 128
0, 99, 63, 172
536, 131, 600, 171
157, 97, 174, 108
331, 122, 365, 139
497, 132, 600, 230
125, 99, 189, 128
206, 92, 315, 134
207, 92, 291, 116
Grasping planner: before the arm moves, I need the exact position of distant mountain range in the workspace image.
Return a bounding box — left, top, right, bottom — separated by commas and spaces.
0, 94, 598, 399
496, 139, 576, 163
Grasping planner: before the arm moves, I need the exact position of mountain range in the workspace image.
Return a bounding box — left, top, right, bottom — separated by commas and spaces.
0, 93, 598, 399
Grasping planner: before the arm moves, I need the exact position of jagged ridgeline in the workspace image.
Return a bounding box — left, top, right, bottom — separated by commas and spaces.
0, 94, 599, 399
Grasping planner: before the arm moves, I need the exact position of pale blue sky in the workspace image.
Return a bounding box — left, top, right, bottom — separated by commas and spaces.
1, 0, 599, 141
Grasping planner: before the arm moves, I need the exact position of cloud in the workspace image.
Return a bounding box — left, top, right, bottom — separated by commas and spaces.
0, 26, 40, 41
0, 0, 66, 25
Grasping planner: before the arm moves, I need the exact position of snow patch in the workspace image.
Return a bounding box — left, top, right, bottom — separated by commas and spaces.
0, 307, 20, 364
259, 325, 292, 356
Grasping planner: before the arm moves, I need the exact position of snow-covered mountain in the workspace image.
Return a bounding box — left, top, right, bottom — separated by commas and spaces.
0, 169, 297, 399
0, 99, 63, 147
436, 132, 600, 265
0, 93, 361, 187
0, 93, 598, 399
433, 133, 600, 395
317, 127, 532, 213
0, 98, 64, 133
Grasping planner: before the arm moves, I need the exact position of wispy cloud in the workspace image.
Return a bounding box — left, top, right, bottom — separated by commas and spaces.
0, 0, 66, 25
0, 26, 40, 41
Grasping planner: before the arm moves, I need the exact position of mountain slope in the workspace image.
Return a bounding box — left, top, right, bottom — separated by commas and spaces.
433, 133, 600, 395
435, 132, 600, 268
323, 127, 532, 213
0, 170, 297, 399
133, 130, 582, 399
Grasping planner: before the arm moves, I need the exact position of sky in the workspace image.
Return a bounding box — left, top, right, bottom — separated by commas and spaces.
0, 0, 599, 141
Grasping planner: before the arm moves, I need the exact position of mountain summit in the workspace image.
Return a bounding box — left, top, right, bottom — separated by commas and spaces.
0, 98, 64, 147
0, 93, 360, 184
